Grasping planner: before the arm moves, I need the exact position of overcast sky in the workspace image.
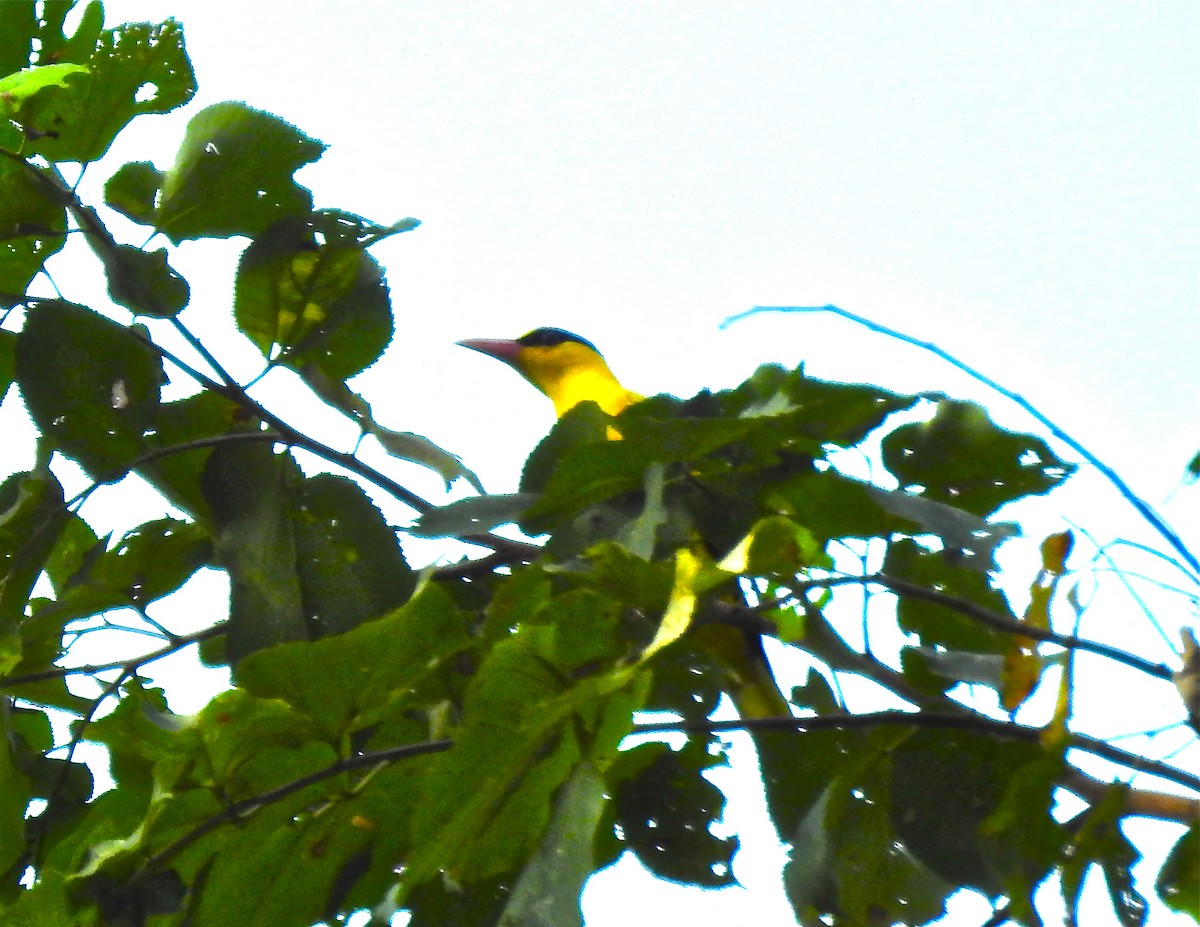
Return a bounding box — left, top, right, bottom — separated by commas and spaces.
24, 2, 1200, 925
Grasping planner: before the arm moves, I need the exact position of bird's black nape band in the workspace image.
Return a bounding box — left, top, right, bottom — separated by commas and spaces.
517, 327, 602, 356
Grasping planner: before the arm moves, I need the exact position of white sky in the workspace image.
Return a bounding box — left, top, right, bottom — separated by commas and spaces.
12, 2, 1200, 926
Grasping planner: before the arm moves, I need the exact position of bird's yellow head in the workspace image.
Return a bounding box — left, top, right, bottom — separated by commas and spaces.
458, 327, 642, 419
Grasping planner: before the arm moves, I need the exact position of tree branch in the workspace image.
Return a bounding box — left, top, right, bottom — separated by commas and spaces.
632, 711, 1200, 794
0, 623, 226, 689
795, 573, 1175, 681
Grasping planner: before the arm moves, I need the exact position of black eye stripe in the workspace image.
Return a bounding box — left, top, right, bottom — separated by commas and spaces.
517, 327, 602, 355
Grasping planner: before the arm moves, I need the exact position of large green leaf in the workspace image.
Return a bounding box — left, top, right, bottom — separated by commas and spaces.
234, 216, 393, 378
155, 102, 325, 242
881, 399, 1074, 517
602, 739, 737, 888
883, 537, 1011, 655
0, 158, 68, 304
16, 300, 162, 480
21, 19, 196, 163
235, 582, 469, 741
889, 729, 1055, 897
785, 754, 951, 926
291, 474, 414, 638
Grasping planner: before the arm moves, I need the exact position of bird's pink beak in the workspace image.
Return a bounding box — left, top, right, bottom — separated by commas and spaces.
457, 338, 522, 364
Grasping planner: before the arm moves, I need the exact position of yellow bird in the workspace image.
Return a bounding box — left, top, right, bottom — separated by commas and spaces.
458, 327, 643, 419
459, 326, 790, 719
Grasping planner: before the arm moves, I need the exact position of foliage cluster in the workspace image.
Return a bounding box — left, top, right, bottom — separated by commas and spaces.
0, 5, 1196, 926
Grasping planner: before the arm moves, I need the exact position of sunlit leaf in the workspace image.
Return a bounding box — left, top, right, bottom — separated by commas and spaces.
21, 20, 196, 163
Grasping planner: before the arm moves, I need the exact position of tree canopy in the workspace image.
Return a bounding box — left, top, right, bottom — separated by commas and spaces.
0, 5, 1196, 926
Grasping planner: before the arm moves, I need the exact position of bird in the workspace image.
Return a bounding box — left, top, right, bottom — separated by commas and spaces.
458, 326, 791, 720
458, 327, 643, 420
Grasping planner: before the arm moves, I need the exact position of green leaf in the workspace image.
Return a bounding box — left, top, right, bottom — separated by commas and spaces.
0, 711, 31, 872
0, 62, 90, 117
192, 688, 329, 798
291, 474, 414, 638
157, 102, 325, 242
889, 729, 1048, 895
884, 537, 1011, 655
16, 300, 163, 480
134, 391, 244, 527
605, 739, 737, 888
1158, 825, 1199, 919
0, 2, 36, 77
724, 362, 917, 447
0, 329, 15, 401
34, 518, 211, 629
21, 20, 197, 163
881, 399, 1075, 517
101, 244, 189, 317
785, 757, 951, 926
234, 216, 391, 378
0, 469, 68, 636
236, 582, 469, 741
103, 160, 164, 223
201, 440, 306, 662
0, 158, 68, 304
404, 635, 581, 890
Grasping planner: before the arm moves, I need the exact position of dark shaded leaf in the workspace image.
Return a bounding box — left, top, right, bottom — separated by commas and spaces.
104, 244, 189, 317
884, 538, 1011, 655
16, 300, 162, 480
0, 329, 15, 402
1157, 825, 1198, 919
103, 161, 163, 223
881, 399, 1074, 517
292, 474, 414, 637
0, 469, 68, 636
35, 518, 211, 629
0, 158, 67, 304
0, 2, 36, 77
605, 739, 736, 888
890, 729, 1052, 896
134, 391, 246, 527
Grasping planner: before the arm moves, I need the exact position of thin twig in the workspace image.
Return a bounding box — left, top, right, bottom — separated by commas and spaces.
633, 711, 1200, 793
135, 738, 453, 877
794, 573, 1176, 681
0, 623, 226, 688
